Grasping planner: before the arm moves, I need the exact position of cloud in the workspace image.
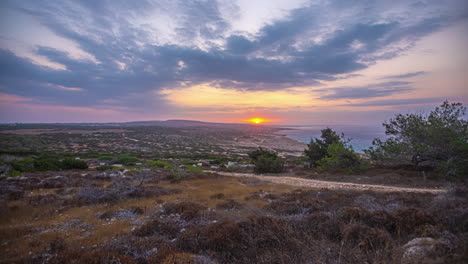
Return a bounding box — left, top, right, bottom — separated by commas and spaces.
318, 81, 413, 100
0, 0, 466, 121
0, 93, 33, 103
382, 71, 427, 79
338, 97, 445, 106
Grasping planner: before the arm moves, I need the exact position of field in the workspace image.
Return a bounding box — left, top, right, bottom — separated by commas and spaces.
1, 169, 467, 263
0, 123, 467, 263
0, 124, 305, 157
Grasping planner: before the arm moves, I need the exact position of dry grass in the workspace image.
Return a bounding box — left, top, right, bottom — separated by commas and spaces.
0, 169, 466, 263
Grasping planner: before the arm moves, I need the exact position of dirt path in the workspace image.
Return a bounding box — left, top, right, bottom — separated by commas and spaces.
208, 171, 446, 194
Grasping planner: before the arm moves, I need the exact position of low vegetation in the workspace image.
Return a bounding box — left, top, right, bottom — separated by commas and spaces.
0, 100, 467, 263
3, 156, 88, 176
0, 170, 466, 263
248, 148, 284, 174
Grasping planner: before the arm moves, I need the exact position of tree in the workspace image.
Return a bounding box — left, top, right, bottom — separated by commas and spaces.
248, 148, 284, 174
317, 143, 369, 173
304, 127, 348, 167
366, 101, 468, 179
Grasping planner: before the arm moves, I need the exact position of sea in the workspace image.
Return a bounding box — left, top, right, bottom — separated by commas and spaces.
276, 125, 387, 153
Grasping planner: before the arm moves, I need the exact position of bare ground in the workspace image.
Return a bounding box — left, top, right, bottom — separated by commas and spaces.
209, 171, 446, 194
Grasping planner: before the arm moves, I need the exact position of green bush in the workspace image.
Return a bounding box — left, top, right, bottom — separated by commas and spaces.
169, 168, 186, 182
209, 157, 229, 165
11, 158, 35, 172
33, 158, 62, 171
145, 160, 173, 169
317, 143, 369, 173
96, 165, 114, 171
97, 155, 114, 161
61, 158, 88, 170
9, 156, 88, 172
7, 170, 22, 177
249, 148, 284, 174
181, 160, 198, 166
116, 155, 139, 166
185, 165, 204, 174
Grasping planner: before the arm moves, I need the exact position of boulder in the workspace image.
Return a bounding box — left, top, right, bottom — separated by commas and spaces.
402, 237, 451, 264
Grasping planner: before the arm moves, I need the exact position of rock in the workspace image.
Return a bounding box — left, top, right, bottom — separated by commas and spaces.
402, 237, 451, 264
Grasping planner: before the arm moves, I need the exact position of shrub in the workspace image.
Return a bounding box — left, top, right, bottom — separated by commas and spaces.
394, 207, 435, 233
210, 193, 225, 199
12, 157, 88, 171
163, 201, 207, 220
33, 158, 62, 171
6, 170, 22, 177
96, 165, 114, 171
146, 160, 173, 169
61, 158, 88, 169
185, 165, 203, 174
216, 199, 244, 210
133, 219, 179, 238
317, 143, 369, 173
209, 157, 228, 165
116, 155, 140, 166
97, 155, 114, 161
341, 223, 393, 251
11, 158, 35, 172
178, 217, 308, 264
248, 148, 284, 174
168, 168, 186, 182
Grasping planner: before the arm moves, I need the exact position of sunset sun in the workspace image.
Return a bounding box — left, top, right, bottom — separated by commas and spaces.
247, 118, 265, 124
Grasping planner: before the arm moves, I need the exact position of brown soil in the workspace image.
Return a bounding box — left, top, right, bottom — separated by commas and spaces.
210, 171, 446, 194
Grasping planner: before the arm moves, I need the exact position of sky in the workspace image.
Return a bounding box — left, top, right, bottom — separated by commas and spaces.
0, 0, 467, 125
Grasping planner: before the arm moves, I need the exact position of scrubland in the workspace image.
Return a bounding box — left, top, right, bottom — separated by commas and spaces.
1, 168, 466, 263
1, 122, 467, 263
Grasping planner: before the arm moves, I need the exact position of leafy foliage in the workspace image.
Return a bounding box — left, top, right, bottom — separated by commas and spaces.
33, 158, 63, 171
317, 143, 369, 173
115, 155, 140, 165
11, 158, 35, 172
248, 148, 284, 174
303, 128, 367, 173
97, 155, 114, 161
6, 170, 22, 177
185, 165, 204, 174
365, 101, 468, 179
304, 128, 348, 167
9, 157, 88, 173
96, 165, 114, 171
61, 158, 88, 169
145, 160, 173, 169
168, 168, 186, 182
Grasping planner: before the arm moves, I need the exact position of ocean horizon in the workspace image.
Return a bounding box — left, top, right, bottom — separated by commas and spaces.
276, 125, 386, 153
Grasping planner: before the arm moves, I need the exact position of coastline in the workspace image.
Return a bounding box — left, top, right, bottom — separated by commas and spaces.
226, 127, 307, 156
272, 125, 385, 153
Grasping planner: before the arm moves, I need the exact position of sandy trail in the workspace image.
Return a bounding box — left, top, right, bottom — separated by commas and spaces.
208, 171, 446, 194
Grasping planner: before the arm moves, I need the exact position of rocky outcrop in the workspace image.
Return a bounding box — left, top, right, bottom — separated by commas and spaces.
402, 237, 452, 264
